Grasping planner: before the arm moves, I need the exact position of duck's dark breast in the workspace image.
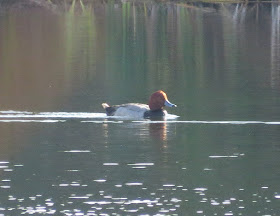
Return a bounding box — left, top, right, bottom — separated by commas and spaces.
144, 109, 166, 118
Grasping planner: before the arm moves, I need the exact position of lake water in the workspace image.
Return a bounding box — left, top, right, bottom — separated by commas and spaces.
1, 1, 280, 215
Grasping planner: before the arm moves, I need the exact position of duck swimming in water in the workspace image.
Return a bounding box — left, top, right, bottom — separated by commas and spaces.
102, 90, 177, 118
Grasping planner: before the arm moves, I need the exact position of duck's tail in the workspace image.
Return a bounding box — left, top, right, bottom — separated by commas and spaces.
102, 103, 110, 109
101, 103, 116, 116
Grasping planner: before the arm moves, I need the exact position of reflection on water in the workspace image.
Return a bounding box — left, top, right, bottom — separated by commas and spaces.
149, 122, 168, 142
1, 2, 280, 216
271, 4, 280, 89
0, 3, 280, 113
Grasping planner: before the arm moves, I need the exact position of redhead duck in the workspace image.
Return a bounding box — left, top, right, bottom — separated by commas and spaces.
102, 90, 177, 118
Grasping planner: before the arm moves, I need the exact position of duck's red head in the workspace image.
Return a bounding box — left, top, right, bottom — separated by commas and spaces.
148, 90, 177, 111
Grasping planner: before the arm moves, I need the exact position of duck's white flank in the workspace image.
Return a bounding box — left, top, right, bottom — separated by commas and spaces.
114, 104, 149, 118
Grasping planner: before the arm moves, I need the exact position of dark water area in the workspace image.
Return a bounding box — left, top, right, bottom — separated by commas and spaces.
0, 2, 280, 215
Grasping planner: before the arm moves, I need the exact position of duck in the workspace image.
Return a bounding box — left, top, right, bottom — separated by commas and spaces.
102, 90, 177, 118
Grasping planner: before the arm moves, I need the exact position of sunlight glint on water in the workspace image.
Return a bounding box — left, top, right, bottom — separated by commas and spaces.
1, 110, 280, 125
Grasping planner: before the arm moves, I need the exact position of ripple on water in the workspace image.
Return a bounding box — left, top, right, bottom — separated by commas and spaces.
69, 196, 90, 199
209, 153, 244, 159
125, 183, 143, 186
127, 163, 154, 166
2, 184, 279, 215
0, 166, 8, 169
103, 163, 119, 166
0, 120, 66, 123
0, 111, 106, 118
2, 111, 280, 126
63, 150, 91, 153
94, 179, 107, 183
0, 161, 9, 165
128, 163, 154, 169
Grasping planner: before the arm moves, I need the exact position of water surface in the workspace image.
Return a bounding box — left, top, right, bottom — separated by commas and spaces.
0, 2, 280, 215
